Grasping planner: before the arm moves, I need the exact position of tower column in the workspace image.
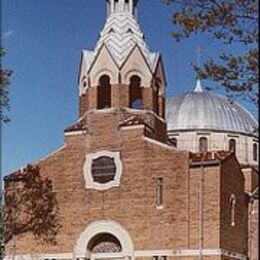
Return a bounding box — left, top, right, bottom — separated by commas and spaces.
118, 0, 124, 12
129, 0, 133, 14
111, 0, 115, 13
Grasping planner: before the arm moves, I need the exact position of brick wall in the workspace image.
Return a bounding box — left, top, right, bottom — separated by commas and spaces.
79, 84, 163, 119
220, 156, 247, 255
4, 109, 189, 255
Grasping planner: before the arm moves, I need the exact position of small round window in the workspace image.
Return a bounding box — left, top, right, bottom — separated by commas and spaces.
91, 156, 116, 184
84, 151, 122, 190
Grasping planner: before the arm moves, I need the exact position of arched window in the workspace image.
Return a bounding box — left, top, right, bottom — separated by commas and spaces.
253, 143, 258, 161
97, 75, 111, 109
170, 138, 178, 148
154, 84, 160, 115
156, 178, 163, 208
230, 194, 236, 227
129, 75, 142, 109
199, 137, 208, 152
88, 233, 122, 253
229, 139, 236, 154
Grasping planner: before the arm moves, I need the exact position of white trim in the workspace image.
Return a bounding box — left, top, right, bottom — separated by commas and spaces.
36, 145, 67, 164
142, 137, 177, 151
83, 150, 122, 190
134, 249, 247, 259
64, 131, 87, 137
121, 125, 145, 131
124, 69, 146, 87
74, 220, 134, 258
3, 253, 73, 260
4, 248, 247, 260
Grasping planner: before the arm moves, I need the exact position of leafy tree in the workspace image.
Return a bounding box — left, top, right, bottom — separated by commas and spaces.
164, 0, 258, 106
0, 47, 12, 123
4, 165, 60, 246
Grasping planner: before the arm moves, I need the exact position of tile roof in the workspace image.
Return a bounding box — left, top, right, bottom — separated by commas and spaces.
190, 150, 233, 163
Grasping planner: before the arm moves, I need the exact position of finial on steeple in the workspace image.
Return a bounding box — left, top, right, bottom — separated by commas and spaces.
107, 0, 138, 16
194, 78, 203, 92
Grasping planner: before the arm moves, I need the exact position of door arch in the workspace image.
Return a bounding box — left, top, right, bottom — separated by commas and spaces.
74, 220, 134, 259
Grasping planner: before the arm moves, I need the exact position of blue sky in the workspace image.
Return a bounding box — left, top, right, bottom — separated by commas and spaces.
1, 0, 257, 176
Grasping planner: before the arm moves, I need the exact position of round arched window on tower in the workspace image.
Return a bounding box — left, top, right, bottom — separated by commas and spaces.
97, 75, 111, 109
129, 75, 142, 109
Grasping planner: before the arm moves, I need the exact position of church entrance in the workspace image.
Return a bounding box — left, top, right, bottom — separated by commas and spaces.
74, 220, 134, 260
88, 233, 130, 260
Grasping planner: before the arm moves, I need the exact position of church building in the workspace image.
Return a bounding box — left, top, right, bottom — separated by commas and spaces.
4, 1, 258, 260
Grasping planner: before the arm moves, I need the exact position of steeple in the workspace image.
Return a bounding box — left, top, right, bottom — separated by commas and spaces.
78, 0, 166, 120
107, 0, 138, 16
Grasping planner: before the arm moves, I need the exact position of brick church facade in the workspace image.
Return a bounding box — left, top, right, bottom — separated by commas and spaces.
4, 1, 258, 260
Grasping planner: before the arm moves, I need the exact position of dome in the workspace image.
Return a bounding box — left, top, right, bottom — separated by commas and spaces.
166, 80, 258, 136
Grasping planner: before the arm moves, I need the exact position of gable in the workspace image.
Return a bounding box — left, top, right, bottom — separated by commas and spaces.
120, 46, 152, 87
89, 45, 119, 87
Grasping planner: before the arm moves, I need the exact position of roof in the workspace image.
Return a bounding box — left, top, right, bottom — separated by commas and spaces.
166, 81, 258, 136
80, 12, 159, 81
4, 170, 28, 182
64, 121, 87, 133
190, 150, 233, 164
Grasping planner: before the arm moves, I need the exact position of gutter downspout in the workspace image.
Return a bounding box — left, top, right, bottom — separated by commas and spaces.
199, 165, 204, 260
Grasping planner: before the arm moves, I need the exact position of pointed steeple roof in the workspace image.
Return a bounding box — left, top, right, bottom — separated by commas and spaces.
81, 0, 159, 75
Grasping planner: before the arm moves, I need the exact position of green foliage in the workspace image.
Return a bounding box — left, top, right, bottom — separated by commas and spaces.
0, 47, 12, 123
4, 165, 61, 245
164, 0, 258, 106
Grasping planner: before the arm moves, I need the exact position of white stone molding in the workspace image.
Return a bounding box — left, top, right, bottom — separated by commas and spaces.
74, 219, 134, 258
142, 136, 178, 152
64, 131, 87, 137
4, 248, 247, 260
134, 248, 247, 260
123, 69, 145, 86
83, 150, 122, 190
93, 68, 117, 87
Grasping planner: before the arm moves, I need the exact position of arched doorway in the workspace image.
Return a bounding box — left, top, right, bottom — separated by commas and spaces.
88, 233, 123, 260
74, 220, 134, 260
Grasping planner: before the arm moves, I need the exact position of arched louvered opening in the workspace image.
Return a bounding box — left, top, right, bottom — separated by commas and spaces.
229, 139, 236, 154
88, 233, 122, 253
253, 143, 258, 161
199, 137, 208, 152
129, 75, 142, 109
97, 75, 111, 109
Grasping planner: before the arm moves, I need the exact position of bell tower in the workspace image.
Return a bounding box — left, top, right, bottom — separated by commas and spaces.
77, 0, 167, 140
107, 0, 138, 16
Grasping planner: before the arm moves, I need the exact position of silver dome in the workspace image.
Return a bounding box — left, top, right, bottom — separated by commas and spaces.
166, 81, 258, 136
